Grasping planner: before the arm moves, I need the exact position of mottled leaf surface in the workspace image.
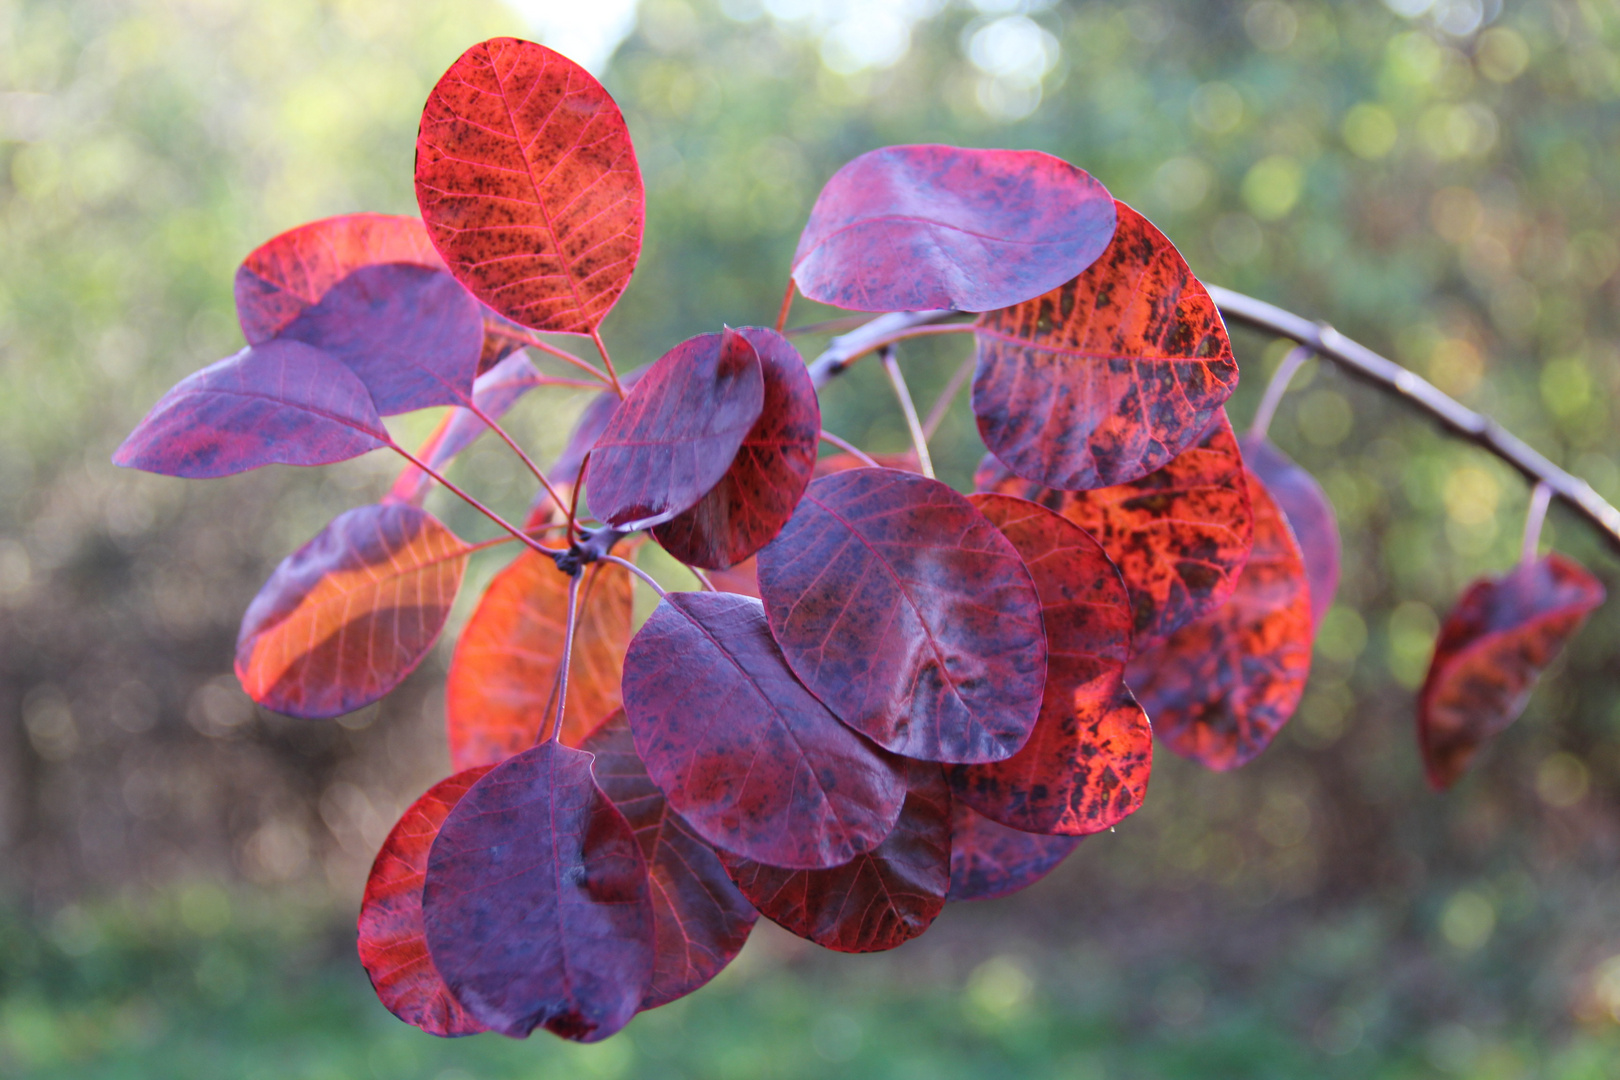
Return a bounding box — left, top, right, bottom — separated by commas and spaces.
415, 37, 642, 333
947, 801, 1081, 903
718, 761, 950, 953
114, 340, 388, 479
793, 144, 1116, 313
948, 495, 1151, 835
972, 202, 1237, 491
422, 742, 652, 1041
1128, 471, 1311, 771
622, 591, 906, 870
236, 504, 468, 719
583, 713, 757, 1008
447, 552, 633, 769
358, 767, 494, 1037
758, 469, 1047, 764
653, 328, 820, 570
589, 329, 765, 531
1419, 553, 1604, 790
279, 263, 485, 415
981, 411, 1254, 651
1239, 435, 1340, 631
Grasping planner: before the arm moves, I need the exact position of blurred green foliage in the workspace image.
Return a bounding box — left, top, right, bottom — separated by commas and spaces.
5, 0, 1620, 1073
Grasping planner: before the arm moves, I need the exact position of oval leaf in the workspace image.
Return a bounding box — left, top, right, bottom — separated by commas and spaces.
718, 761, 951, 954
1239, 435, 1340, 631
415, 37, 643, 334
652, 328, 820, 570
236, 504, 469, 719
358, 766, 494, 1037
582, 713, 758, 1008
792, 144, 1117, 313
947, 801, 1081, 903
622, 591, 907, 870
588, 329, 766, 530
1127, 470, 1312, 771
757, 469, 1047, 764
981, 411, 1255, 651
113, 340, 388, 479
235, 213, 444, 344
1419, 553, 1604, 790
423, 742, 653, 1041
447, 551, 633, 770
279, 263, 485, 416
948, 495, 1151, 835
972, 201, 1238, 492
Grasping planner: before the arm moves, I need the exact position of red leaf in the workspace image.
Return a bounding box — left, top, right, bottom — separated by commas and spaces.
1128, 470, 1312, 771
813, 450, 921, 478
113, 340, 387, 479
234, 213, 444, 344
981, 411, 1254, 651
718, 761, 951, 953
582, 713, 757, 1008
947, 801, 1081, 902
758, 469, 1047, 764
422, 742, 653, 1041
446, 550, 633, 769
415, 38, 643, 334
652, 328, 821, 570
1419, 553, 1604, 790
588, 329, 766, 531
622, 591, 907, 870
357, 766, 494, 1037
236, 505, 469, 719
948, 495, 1151, 835
792, 144, 1116, 313
1239, 435, 1340, 631
278, 263, 485, 416
972, 201, 1238, 491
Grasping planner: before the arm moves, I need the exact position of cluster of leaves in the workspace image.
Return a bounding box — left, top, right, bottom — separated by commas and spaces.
114, 37, 1605, 1044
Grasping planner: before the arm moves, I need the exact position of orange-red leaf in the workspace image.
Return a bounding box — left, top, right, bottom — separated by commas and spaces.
415, 38, 643, 334
971, 201, 1237, 491
1127, 470, 1312, 771
1419, 553, 1604, 790
236, 505, 469, 719
357, 766, 493, 1037
446, 550, 634, 770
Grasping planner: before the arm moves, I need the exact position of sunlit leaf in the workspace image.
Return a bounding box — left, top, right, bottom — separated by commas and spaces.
972, 202, 1238, 491
946, 801, 1081, 903
793, 144, 1116, 313
1239, 435, 1340, 631
235, 504, 469, 719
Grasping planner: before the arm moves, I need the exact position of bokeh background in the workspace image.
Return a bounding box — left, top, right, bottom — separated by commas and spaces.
4, 0, 1620, 1076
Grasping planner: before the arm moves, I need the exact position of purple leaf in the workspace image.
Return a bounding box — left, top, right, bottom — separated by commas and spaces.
1239, 435, 1340, 631
947, 801, 1081, 902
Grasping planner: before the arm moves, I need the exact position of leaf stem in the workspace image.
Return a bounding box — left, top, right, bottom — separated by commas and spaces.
819, 430, 880, 469
591, 329, 626, 399
687, 565, 717, 592
387, 441, 563, 557
785, 313, 879, 338
487, 324, 614, 385
805, 311, 973, 388
775, 279, 796, 334
1522, 482, 1554, 566
880, 345, 935, 479
601, 553, 665, 597
1249, 344, 1314, 440
461, 398, 566, 512
567, 453, 590, 541
922, 353, 976, 441
544, 572, 583, 745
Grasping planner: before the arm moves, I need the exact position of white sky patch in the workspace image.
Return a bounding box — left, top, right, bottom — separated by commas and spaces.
503, 0, 643, 74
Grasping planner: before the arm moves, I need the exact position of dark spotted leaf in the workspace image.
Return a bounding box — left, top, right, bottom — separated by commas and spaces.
415, 38, 643, 334
948, 495, 1151, 835
588, 329, 765, 531
972, 202, 1237, 491
718, 760, 950, 954
358, 766, 494, 1037
652, 328, 820, 570
622, 591, 907, 870
236, 505, 468, 719
1128, 470, 1312, 770
422, 742, 653, 1041
113, 340, 388, 479
582, 713, 757, 1008
1419, 553, 1604, 790
757, 469, 1047, 764
793, 144, 1116, 313
947, 801, 1081, 902
1240, 435, 1339, 631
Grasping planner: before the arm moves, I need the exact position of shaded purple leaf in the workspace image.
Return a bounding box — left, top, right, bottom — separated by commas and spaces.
1239, 435, 1340, 631
947, 801, 1081, 902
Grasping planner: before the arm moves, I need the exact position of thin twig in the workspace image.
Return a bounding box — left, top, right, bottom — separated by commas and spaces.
601, 553, 666, 597
1249, 345, 1315, 440
544, 572, 583, 744
1522, 482, 1555, 566
881, 345, 935, 479
805, 311, 970, 388
785, 313, 879, 338
386, 442, 563, 557
687, 566, 717, 592
567, 453, 590, 541
775, 279, 796, 334
819, 430, 880, 468
922, 353, 976, 441
461, 398, 566, 511
591, 329, 626, 399
486, 325, 613, 385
